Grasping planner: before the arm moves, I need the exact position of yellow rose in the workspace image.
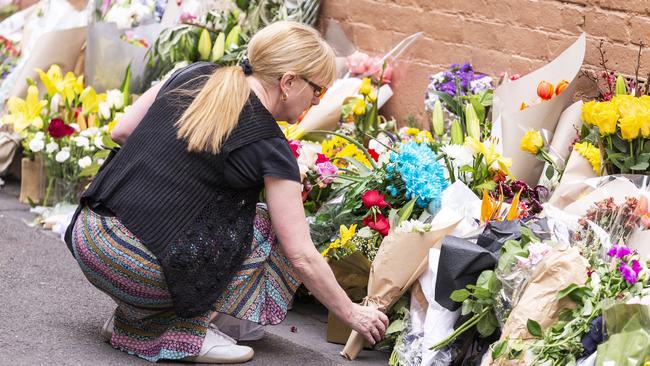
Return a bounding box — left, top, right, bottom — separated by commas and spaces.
592, 101, 619, 135
520, 130, 544, 154
619, 116, 641, 140
581, 101, 596, 126
639, 96, 650, 137
358, 77, 372, 95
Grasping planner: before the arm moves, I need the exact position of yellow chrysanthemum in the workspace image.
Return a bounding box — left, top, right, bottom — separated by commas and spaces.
574, 142, 601, 174
520, 130, 544, 154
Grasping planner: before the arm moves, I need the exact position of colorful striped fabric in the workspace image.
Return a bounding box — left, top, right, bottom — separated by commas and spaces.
71, 204, 300, 362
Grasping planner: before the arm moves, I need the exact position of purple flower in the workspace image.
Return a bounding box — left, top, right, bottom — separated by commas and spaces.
607, 244, 632, 259
631, 259, 642, 274
619, 262, 638, 284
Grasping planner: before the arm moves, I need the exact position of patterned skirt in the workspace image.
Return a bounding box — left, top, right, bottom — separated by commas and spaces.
70, 204, 301, 362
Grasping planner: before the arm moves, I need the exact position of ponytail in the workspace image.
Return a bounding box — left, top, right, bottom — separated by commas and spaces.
175, 66, 250, 154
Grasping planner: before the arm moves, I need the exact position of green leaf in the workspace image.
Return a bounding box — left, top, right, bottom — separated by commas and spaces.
491, 340, 507, 360
612, 135, 629, 153
473, 287, 492, 299
545, 164, 555, 180
477, 270, 495, 288
119, 63, 132, 105
450, 289, 471, 302
385, 319, 406, 334
630, 162, 649, 171
477, 313, 497, 337
557, 283, 579, 300
79, 164, 100, 178
432, 91, 462, 116
470, 97, 486, 125
527, 319, 542, 338
461, 300, 473, 316
397, 198, 417, 225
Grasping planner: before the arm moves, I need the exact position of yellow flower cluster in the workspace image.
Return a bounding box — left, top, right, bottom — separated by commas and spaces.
321, 135, 371, 168
321, 224, 357, 257
582, 96, 650, 140
574, 142, 601, 174
520, 130, 544, 154
399, 127, 434, 143
3, 85, 47, 133
465, 136, 513, 175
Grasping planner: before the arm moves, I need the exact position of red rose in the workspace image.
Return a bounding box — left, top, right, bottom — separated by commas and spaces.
288, 140, 301, 158
368, 148, 380, 162
316, 153, 330, 164
362, 213, 390, 236
47, 118, 75, 139
362, 190, 391, 209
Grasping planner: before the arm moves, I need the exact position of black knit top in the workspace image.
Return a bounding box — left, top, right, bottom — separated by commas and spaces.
65, 63, 299, 317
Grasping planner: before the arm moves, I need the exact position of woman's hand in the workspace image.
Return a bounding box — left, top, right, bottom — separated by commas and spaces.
264, 177, 389, 344
344, 303, 389, 344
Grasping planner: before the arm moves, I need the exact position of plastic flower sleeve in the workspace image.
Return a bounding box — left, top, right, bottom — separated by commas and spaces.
596, 303, 650, 366
85, 22, 164, 94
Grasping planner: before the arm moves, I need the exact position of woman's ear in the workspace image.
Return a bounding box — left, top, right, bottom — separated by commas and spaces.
279, 72, 297, 94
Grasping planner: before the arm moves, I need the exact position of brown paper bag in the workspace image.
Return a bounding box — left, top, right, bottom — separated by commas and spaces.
341, 219, 460, 360
484, 246, 588, 366
19, 154, 45, 204
329, 251, 372, 302
0, 131, 19, 175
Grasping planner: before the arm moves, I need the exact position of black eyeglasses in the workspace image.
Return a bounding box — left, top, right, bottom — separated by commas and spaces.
300, 77, 327, 98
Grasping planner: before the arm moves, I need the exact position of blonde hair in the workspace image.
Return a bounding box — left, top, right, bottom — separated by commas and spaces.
176, 21, 337, 154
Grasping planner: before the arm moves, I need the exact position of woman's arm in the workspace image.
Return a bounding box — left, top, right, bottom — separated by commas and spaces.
264, 176, 389, 344
110, 82, 164, 145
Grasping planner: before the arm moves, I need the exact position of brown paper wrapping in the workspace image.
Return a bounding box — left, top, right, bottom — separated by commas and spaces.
483, 246, 588, 366
340, 219, 460, 360
329, 251, 372, 303
0, 131, 19, 175
492, 34, 586, 185
19, 154, 45, 204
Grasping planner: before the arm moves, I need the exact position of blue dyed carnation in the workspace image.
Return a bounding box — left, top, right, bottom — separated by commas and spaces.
392, 142, 448, 214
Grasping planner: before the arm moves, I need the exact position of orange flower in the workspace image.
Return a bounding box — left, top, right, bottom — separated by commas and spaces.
537, 81, 554, 101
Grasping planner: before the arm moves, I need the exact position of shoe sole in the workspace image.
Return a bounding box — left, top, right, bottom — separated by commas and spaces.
187, 349, 254, 364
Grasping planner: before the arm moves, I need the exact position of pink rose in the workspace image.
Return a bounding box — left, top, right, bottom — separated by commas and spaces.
288, 140, 301, 158
346, 51, 372, 76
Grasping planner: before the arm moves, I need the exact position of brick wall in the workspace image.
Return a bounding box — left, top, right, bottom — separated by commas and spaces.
319, 0, 650, 123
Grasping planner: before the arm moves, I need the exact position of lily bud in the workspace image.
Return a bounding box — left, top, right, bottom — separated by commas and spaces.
431, 99, 444, 137
225, 25, 241, 50
450, 120, 463, 145
465, 103, 481, 139
615, 74, 628, 96
537, 80, 554, 101
198, 29, 212, 61
210, 32, 225, 62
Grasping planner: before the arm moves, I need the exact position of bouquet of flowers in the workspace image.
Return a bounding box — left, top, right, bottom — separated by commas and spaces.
1, 65, 130, 205
580, 93, 650, 175
91, 0, 164, 29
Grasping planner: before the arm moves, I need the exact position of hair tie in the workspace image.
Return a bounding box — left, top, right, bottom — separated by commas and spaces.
240, 57, 253, 76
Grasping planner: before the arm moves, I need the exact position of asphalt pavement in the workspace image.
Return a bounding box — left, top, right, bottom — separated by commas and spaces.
0, 181, 388, 366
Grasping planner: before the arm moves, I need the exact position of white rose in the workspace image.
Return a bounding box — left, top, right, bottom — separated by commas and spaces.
33, 131, 45, 141
78, 156, 92, 169
69, 123, 80, 132
55, 149, 70, 163
99, 102, 112, 120
74, 136, 90, 148
29, 139, 45, 152
45, 142, 59, 154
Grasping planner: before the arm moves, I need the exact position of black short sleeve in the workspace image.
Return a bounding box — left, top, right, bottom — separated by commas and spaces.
224, 137, 301, 188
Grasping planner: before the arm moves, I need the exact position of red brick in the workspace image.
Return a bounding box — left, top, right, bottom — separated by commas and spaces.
583, 8, 631, 44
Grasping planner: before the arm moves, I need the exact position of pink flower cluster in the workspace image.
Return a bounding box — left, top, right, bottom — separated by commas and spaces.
607, 244, 643, 284
346, 51, 393, 84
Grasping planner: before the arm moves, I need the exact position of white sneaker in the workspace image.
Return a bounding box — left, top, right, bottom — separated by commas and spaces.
101, 314, 114, 343
186, 324, 254, 364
